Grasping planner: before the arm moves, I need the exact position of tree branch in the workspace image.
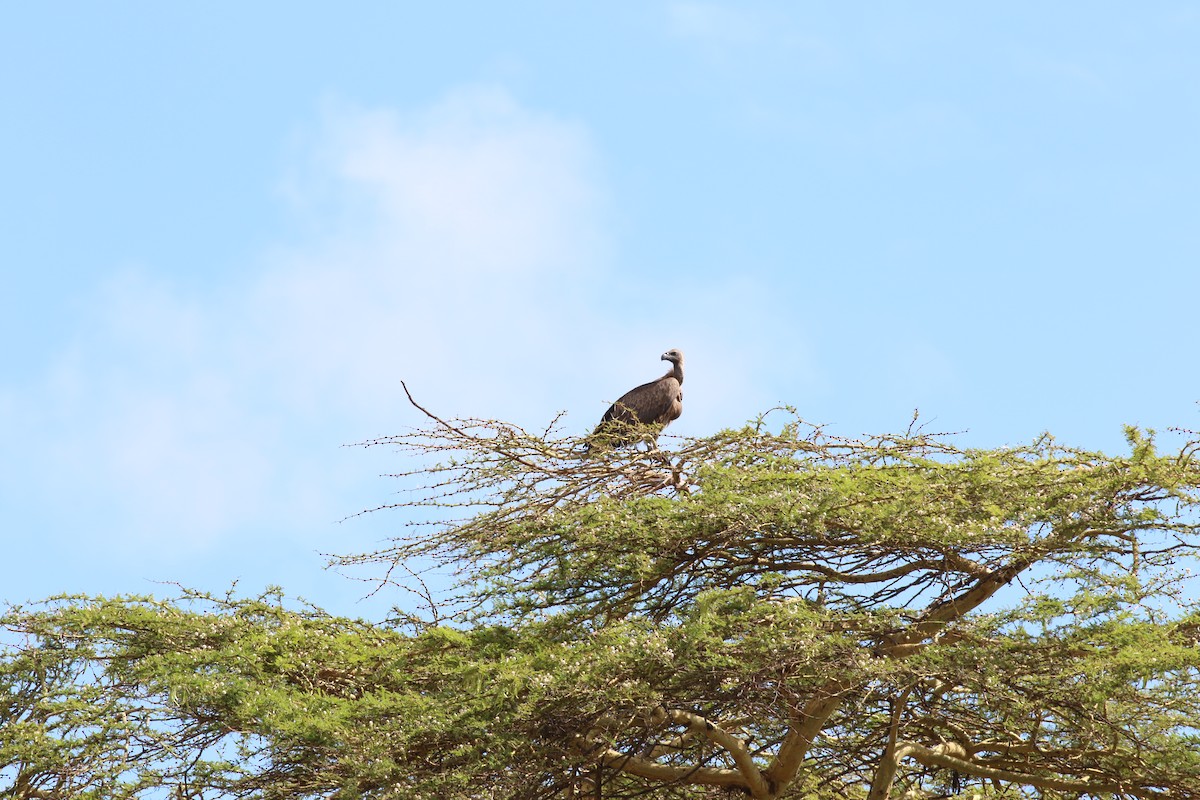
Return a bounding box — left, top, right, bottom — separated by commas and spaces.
663, 710, 771, 799
866, 686, 914, 800
588, 743, 749, 791
885, 741, 1172, 800
582, 708, 772, 798
764, 680, 851, 793
875, 555, 1035, 658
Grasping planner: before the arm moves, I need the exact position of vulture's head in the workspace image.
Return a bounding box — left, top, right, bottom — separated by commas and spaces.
661, 348, 684, 366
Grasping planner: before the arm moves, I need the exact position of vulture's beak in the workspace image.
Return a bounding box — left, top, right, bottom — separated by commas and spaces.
661, 353, 669, 361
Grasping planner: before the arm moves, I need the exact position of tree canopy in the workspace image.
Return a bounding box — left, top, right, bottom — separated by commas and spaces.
4, 408, 1200, 799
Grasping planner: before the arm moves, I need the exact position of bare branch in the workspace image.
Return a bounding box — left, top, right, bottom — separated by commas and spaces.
889, 740, 1172, 800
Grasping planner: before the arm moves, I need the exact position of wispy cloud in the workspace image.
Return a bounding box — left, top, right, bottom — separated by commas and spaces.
5, 87, 611, 556
1009, 49, 1107, 94
4, 84, 811, 590
665, 1, 839, 73
666, 1, 766, 46
248, 87, 612, 422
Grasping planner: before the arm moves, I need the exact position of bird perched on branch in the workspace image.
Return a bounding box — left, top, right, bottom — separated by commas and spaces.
588, 348, 684, 449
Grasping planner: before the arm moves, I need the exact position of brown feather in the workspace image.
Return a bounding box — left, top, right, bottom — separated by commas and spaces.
592, 349, 684, 446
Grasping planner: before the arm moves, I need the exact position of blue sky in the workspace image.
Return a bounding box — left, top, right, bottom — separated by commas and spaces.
3, 3, 1198, 618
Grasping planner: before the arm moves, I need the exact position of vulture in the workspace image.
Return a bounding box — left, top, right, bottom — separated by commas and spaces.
590, 348, 684, 448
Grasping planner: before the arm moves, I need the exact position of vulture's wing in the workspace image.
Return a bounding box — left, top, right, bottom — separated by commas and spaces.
600, 376, 682, 428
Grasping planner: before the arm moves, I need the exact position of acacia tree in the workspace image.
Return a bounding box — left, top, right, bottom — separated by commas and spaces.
3, 402, 1200, 798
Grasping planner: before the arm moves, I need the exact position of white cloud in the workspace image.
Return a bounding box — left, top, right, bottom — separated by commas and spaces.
5, 84, 813, 587
6, 86, 612, 557
252, 87, 613, 424
664, 1, 838, 73
1009, 49, 1107, 94
667, 2, 765, 46
331, 89, 602, 275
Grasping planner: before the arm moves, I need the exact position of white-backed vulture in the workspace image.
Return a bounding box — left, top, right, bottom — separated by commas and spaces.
591, 348, 684, 447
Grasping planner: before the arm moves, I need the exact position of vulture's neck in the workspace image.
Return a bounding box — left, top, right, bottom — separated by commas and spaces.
665, 361, 684, 385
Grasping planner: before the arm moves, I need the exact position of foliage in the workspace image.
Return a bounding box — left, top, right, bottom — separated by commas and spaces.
4, 409, 1200, 798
